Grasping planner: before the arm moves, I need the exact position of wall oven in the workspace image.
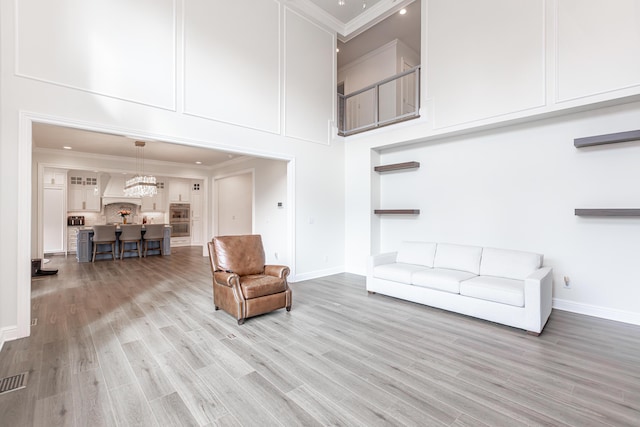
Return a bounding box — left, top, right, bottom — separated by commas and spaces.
169, 203, 190, 237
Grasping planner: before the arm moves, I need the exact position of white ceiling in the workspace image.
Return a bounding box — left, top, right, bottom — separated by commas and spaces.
337, 0, 420, 68
303, 0, 416, 41
32, 123, 242, 168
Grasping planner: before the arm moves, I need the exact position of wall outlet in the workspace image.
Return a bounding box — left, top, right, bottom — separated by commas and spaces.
563, 276, 571, 289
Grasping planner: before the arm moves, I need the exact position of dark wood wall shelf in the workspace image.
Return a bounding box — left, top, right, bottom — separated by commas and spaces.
575, 208, 640, 217
574, 130, 640, 148
374, 161, 420, 173
374, 209, 420, 215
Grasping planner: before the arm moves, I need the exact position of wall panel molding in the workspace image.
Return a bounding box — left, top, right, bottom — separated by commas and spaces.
15, 0, 177, 110
554, 0, 640, 104
182, 0, 281, 135
283, 7, 335, 145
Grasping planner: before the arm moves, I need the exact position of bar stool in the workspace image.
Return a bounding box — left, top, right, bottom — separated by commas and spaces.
119, 224, 142, 259
142, 224, 165, 257
92, 225, 117, 262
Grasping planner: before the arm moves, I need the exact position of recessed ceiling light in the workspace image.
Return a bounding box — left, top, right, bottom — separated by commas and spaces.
336, 48, 340, 53
63, 146, 72, 150
399, 8, 407, 15
195, 161, 202, 165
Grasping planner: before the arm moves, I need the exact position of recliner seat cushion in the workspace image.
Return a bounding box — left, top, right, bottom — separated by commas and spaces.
373, 263, 430, 283
214, 235, 265, 276
434, 243, 482, 274
480, 247, 542, 280
396, 241, 437, 267
240, 275, 286, 299
411, 268, 476, 294
460, 276, 524, 307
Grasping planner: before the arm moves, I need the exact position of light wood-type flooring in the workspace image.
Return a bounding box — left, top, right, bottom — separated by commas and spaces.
1, 246, 639, 426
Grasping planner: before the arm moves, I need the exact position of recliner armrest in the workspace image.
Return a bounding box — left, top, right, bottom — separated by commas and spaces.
265, 265, 290, 279
214, 271, 239, 287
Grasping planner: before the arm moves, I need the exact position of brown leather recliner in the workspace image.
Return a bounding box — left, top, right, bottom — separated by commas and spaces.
207, 235, 292, 325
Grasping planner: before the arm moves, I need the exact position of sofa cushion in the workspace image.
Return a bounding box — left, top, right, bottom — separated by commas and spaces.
240, 275, 286, 299
434, 243, 482, 274
480, 248, 542, 280
396, 241, 437, 267
411, 268, 476, 294
460, 276, 524, 307
373, 263, 429, 283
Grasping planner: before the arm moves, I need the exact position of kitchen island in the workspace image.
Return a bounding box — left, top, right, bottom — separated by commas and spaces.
76, 225, 172, 262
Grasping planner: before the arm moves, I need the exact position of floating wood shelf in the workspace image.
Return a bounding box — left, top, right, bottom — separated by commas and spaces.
374, 161, 420, 173
575, 209, 640, 217
374, 209, 420, 215
574, 130, 640, 148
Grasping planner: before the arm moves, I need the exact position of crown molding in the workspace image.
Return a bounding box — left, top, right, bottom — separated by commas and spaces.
288, 0, 415, 42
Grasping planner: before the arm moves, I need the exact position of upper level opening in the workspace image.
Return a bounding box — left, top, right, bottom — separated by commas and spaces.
337, 1, 421, 136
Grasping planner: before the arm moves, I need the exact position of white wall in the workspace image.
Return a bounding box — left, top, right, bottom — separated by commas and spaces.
345, 0, 640, 325
216, 173, 254, 237
0, 0, 343, 346
378, 101, 640, 322
212, 158, 290, 268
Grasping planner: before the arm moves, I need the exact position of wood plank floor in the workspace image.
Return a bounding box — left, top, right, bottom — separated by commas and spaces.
1, 246, 639, 426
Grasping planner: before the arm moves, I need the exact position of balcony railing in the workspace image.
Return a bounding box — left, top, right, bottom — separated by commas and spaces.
338, 65, 420, 136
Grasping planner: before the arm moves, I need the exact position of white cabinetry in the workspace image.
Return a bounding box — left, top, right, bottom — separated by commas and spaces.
43, 168, 67, 186
141, 179, 166, 212
67, 226, 79, 253
43, 168, 67, 254
68, 171, 100, 211
169, 179, 190, 202
191, 180, 203, 245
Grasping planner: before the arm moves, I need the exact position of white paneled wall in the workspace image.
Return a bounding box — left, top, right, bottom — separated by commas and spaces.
284, 9, 335, 144
16, 0, 177, 109
556, 0, 640, 102
183, 0, 281, 133
427, 0, 545, 128
345, 0, 640, 325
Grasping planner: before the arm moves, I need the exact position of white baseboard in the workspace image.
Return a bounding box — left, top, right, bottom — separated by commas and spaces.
291, 266, 345, 283
0, 326, 19, 352
553, 298, 640, 326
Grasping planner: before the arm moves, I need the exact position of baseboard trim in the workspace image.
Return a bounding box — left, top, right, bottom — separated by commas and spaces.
553, 298, 640, 326
0, 326, 19, 352
291, 266, 345, 283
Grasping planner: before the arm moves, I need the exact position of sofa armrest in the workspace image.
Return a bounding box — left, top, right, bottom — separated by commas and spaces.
265, 265, 290, 279
367, 251, 398, 277
214, 271, 239, 287
524, 267, 553, 333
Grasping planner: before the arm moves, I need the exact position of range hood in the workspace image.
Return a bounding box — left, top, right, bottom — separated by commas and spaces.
102, 174, 142, 206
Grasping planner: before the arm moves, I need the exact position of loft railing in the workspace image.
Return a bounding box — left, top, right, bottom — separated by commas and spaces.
338, 65, 420, 136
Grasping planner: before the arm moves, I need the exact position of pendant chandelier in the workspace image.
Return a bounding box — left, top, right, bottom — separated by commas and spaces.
124, 141, 157, 197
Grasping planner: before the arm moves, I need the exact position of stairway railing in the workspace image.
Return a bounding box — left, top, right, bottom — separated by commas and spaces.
338, 65, 420, 136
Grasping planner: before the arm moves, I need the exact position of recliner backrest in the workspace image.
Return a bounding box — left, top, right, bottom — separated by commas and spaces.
213, 235, 265, 276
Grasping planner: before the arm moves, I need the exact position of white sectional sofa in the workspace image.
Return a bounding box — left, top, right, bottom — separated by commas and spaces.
367, 242, 553, 335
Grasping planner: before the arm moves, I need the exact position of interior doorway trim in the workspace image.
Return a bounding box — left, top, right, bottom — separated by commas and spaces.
18, 111, 297, 340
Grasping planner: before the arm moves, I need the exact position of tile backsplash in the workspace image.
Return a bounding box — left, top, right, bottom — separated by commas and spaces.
68, 203, 167, 226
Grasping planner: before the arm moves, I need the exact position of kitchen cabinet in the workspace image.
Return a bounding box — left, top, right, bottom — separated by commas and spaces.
67, 226, 80, 253
68, 171, 101, 211
168, 179, 190, 202
43, 186, 66, 254
191, 180, 203, 245
43, 168, 67, 254
141, 179, 166, 212
43, 168, 67, 186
